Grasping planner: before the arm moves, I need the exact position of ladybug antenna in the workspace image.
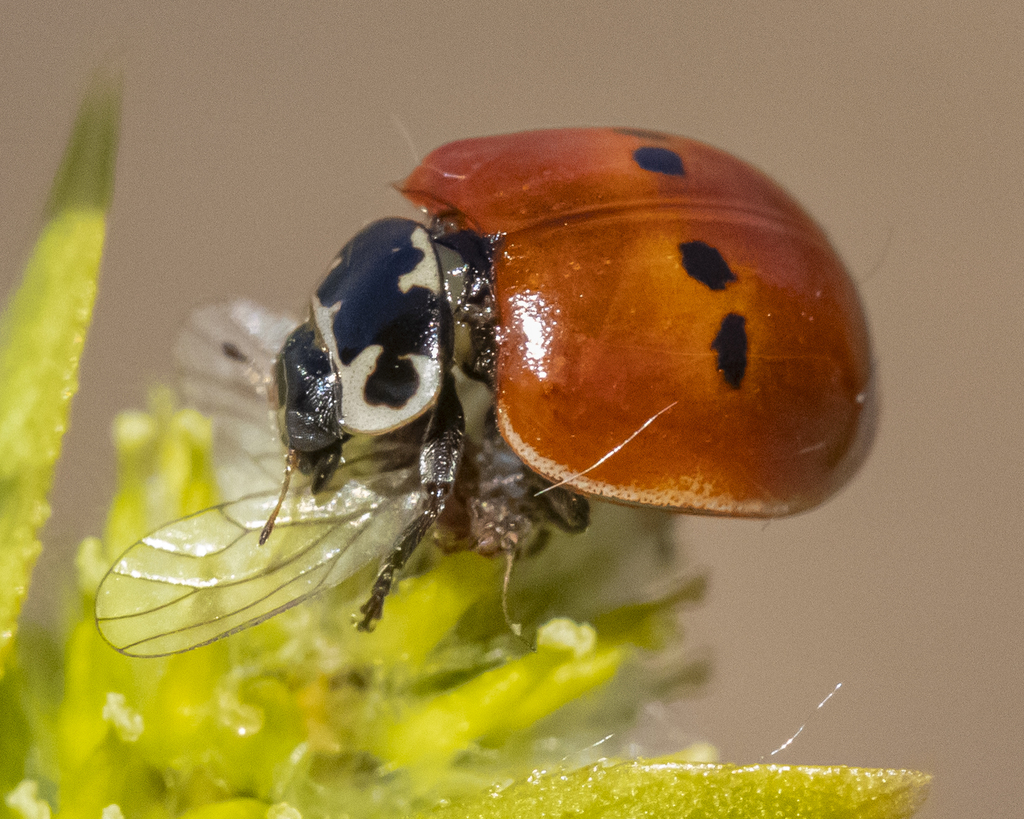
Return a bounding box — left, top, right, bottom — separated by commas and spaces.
260, 449, 298, 545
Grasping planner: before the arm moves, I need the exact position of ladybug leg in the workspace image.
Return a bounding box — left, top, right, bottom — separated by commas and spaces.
468, 411, 590, 557
435, 228, 499, 387
530, 478, 590, 534
463, 323, 497, 387
357, 373, 465, 630
433, 228, 494, 313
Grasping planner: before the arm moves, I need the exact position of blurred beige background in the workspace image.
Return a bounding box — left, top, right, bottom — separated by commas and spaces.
2, 3, 1021, 817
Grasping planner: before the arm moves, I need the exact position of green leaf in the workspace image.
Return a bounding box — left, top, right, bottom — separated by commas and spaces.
0, 76, 121, 675
0, 670, 31, 803
416, 759, 932, 819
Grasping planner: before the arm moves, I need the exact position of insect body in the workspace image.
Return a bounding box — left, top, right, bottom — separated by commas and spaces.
401, 128, 874, 515
96, 128, 873, 656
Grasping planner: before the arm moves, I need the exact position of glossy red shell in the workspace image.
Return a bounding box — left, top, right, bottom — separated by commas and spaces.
402, 128, 873, 516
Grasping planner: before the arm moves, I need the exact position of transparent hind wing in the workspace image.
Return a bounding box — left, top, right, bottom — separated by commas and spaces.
96, 468, 424, 656
175, 300, 299, 497
99, 300, 432, 656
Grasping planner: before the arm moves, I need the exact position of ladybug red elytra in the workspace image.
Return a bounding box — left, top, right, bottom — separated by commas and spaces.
96, 128, 873, 655
402, 128, 874, 516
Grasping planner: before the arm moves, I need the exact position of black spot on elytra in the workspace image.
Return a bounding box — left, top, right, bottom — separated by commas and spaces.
680, 241, 736, 291
364, 351, 420, 409
633, 146, 685, 176
711, 313, 747, 389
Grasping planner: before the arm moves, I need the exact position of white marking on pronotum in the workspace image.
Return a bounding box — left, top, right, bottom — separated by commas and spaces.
765, 682, 843, 759
534, 401, 679, 496
339, 345, 439, 435
312, 297, 342, 372
398, 227, 442, 294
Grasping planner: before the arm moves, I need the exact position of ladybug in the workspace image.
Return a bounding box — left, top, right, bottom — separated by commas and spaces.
95, 128, 872, 656
401, 128, 873, 515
